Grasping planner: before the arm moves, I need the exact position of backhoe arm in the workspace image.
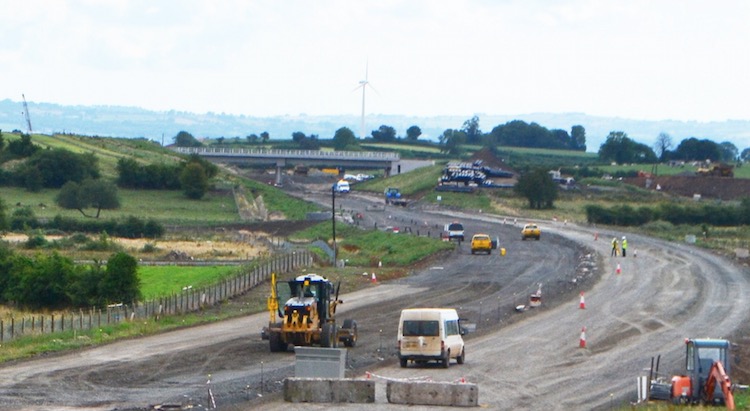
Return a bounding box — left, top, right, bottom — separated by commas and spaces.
705, 361, 734, 410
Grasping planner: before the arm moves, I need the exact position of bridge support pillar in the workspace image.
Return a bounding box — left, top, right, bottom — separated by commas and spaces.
276, 160, 286, 186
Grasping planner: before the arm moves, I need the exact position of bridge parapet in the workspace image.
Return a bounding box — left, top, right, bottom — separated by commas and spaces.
173, 147, 399, 161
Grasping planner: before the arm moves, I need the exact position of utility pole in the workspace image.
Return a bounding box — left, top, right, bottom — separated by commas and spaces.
21, 94, 32, 134
331, 184, 337, 265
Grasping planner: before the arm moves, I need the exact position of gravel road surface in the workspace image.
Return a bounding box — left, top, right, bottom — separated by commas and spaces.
0, 180, 747, 411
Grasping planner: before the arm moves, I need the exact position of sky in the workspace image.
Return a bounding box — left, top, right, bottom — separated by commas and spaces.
3, 0, 750, 123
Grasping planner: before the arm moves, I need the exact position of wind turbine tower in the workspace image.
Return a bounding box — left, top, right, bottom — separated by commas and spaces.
354, 64, 375, 139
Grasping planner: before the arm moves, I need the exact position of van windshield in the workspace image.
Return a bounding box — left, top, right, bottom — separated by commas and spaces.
448, 223, 463, 231
402, 320, 439, 337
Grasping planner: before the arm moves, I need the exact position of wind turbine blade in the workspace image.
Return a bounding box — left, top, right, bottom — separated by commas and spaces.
366, 82, 379, 96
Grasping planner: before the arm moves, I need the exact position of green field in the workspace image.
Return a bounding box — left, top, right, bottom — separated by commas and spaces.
1, 186, 241, 224
361, 143, 442, 153
138, 265, 241, 299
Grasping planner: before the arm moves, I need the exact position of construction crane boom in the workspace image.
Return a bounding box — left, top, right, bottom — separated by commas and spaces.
22, 94, 33, 134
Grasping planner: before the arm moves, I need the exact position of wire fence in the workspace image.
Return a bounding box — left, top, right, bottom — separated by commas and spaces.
0, 250, 313, 343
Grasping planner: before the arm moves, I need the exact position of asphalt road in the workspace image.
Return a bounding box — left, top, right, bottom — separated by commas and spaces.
0, 181, 748, 411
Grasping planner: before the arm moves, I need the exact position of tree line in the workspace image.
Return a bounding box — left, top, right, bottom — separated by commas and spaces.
177, 114, 749, 166
0, 245, 141, 310
598, 131, 743, 164
586, 200, 750, 227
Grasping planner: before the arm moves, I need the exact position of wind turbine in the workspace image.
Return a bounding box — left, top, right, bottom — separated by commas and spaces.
354, 63, 376, 139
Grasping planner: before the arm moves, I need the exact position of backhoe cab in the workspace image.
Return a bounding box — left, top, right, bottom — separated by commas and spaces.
650, 338, 736, 409
264, 273, 357, 352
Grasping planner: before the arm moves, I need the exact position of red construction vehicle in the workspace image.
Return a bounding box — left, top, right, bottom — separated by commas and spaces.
649, 338, 735, 409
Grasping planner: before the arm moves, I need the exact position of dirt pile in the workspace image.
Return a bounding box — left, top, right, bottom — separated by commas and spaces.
625, 175, 750, 201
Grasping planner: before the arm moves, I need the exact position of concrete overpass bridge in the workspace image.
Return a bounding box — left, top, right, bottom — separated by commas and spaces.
172, 147, 400, 185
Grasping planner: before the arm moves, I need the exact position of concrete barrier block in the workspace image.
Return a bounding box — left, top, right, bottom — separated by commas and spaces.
284, 378, 375, 403
387, 380, 478, 407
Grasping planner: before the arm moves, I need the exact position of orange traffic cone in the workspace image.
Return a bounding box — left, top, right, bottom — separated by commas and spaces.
579, 292, 586, 309
616, 263, 621, 275
371, 272, 377, 284
579, 326, 587, 348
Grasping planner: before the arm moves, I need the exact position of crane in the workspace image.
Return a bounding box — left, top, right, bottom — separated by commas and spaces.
22, 94, 33, 134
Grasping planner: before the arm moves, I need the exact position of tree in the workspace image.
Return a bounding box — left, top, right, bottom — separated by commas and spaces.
571, 125, 586, 151
332, 127, 358, 150
673, 137, 721, 161
550, 129, 572, 149
6, 253, 74, 309
439, 129, 465, 155
461, 116, 482, 145
99, 252, 142, 305
173, 131, 202, 147
405, 125, 422, 142
371, 125, 397, 143
719, 141, 739, 162
741, 147, 750, 162
6, 134, 38, 158
20, 148, 99, 189
56, 179, 121, 218
260, 131, 270, 144
246, 134, 259, 144
0, 198, 7, 231
654, 132, 673, 162
489, 120, 556, 149
598, 131, 657, 164
292, 131, 306, 143
180, 162, 209, 199
514, 168, 558, 209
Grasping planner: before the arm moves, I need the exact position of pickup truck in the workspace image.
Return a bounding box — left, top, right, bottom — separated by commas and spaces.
444, 222, 465, 242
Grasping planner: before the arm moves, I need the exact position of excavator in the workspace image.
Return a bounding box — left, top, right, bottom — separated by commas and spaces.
649, 338, 736, 409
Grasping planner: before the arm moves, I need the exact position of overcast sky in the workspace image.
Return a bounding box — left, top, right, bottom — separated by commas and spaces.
3, 0, 749, 123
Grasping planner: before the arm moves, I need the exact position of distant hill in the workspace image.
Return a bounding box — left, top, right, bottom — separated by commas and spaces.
2, 98, 748, 153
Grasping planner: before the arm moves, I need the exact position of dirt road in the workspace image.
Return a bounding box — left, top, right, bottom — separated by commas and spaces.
0, 182, 747, 411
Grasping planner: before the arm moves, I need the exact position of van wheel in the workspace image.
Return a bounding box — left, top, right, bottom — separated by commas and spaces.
457, 348, 465, 364
442, 351, 450, 368
400, 358, 408, 368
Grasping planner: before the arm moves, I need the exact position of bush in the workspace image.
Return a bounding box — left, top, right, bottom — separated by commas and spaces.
24, 232, 48, 249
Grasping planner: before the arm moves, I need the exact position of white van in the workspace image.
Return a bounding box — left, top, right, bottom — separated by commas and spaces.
397, 308, 465, 368
335, 180, 350, 194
